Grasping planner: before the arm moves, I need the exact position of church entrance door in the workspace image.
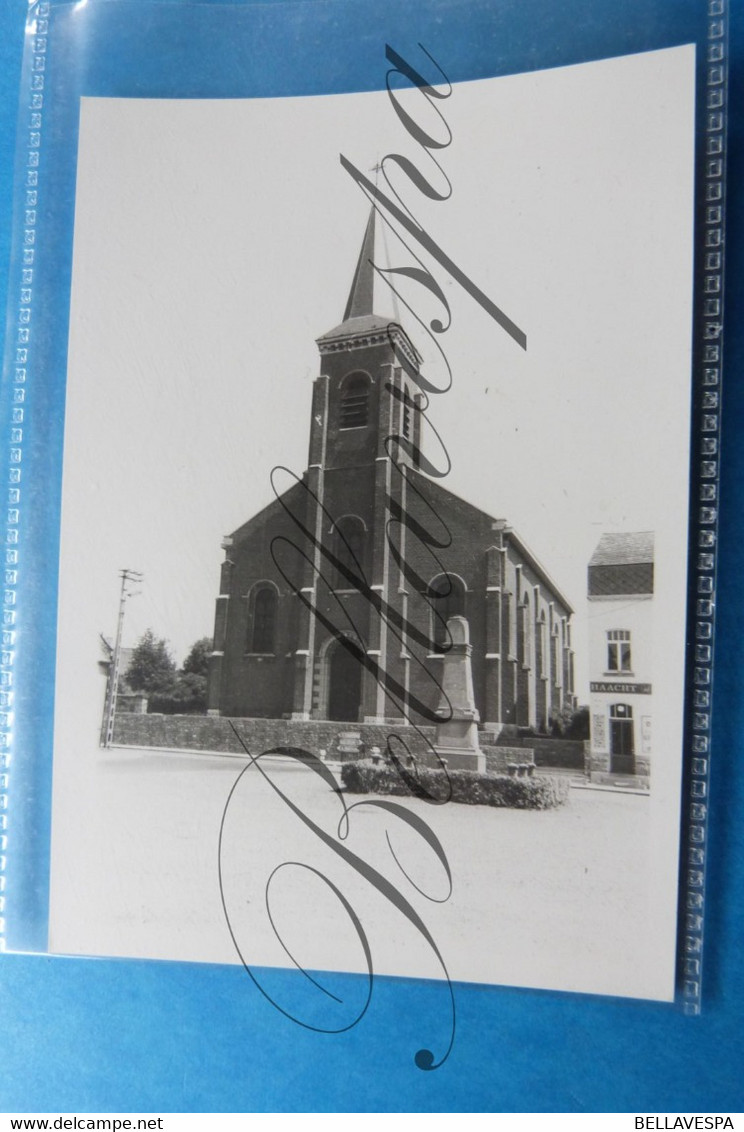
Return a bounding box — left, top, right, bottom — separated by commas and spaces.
327, 641, 362, 722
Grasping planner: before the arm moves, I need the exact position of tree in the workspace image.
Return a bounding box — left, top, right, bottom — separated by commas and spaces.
125, 629, 177, 694
566, 705, 590, 740
182, 636, 212, 678
149, 671, 207, 714
549, 703, 590, 740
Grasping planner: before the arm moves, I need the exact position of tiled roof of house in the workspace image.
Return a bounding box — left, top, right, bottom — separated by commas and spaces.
589, 531, 654, 567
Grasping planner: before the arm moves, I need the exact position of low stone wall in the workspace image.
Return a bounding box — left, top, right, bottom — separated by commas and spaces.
482, 745, 535, 775
111, 714, 578, 773
490, 735, 586, 770
112, 713, 436, 759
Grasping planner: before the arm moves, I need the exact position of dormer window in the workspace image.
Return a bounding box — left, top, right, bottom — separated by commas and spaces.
340, 373, 370, 429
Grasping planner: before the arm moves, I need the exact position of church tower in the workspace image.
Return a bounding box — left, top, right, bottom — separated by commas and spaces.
291, 208, 424, 723
307, 208, 423, 483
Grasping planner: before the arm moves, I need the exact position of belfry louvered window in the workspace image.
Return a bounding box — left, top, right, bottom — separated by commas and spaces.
402, 384, 411, 439
340, 373, 370, 428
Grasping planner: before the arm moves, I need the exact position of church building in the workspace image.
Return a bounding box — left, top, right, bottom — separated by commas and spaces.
206, 212, 576, 736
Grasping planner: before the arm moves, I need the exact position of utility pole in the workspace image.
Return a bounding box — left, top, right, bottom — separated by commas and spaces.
100, 568, 143, 748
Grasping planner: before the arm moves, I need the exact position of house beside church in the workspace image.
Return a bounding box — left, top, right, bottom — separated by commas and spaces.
98, 637, 148, 717
587, 531, 654, 786
206, 211, 576, 736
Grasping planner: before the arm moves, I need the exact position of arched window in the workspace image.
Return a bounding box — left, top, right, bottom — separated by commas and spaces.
551, 626, 560, 686
247, 584, 277, 653
518, 593, 532, 669
340, 373, 370, 429
332, 516, 366, 588
536, 612, 547, 678
428, 573, 466, 652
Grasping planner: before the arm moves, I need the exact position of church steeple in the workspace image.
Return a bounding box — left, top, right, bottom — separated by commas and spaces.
317, 207, 419, 359
342, 208, 376, 321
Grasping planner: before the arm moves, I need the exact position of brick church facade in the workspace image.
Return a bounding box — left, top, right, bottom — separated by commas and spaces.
206, 212, 576, 735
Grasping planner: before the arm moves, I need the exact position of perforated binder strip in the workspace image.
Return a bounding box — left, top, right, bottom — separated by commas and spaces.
0, 0, 51, 950
680, 0, 730, 1017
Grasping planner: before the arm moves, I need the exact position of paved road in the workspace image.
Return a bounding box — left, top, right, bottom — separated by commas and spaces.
48, 746, 675, 1003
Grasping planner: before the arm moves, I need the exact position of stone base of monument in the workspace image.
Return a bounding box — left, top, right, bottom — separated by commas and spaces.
434, 717, 485, 773
433, 744, 485, 773
432, 615, 486, 774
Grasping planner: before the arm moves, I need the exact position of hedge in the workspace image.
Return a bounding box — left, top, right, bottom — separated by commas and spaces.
340, 760, 569, 810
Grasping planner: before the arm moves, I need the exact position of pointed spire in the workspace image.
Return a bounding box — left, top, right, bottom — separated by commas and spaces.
343, 208, 376, 321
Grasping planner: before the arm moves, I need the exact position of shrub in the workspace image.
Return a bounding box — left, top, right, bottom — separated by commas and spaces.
340, 760, 569, 810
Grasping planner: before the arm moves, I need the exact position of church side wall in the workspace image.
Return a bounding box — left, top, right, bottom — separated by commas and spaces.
501, 546, 573, 733
216, 494, 306, 718
394, 477, 574, 734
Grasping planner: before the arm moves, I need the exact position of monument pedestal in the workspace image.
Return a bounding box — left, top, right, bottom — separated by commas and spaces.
434, 615, 485, 773
434, 739, 485, 773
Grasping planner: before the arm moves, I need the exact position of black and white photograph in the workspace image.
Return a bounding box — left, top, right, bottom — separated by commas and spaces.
49, 44, 694, 1004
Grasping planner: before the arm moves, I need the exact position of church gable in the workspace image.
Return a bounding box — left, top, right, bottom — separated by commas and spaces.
227, 480, 307, 549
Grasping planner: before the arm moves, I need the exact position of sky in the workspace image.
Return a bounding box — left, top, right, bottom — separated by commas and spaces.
61, 44, 695, 697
